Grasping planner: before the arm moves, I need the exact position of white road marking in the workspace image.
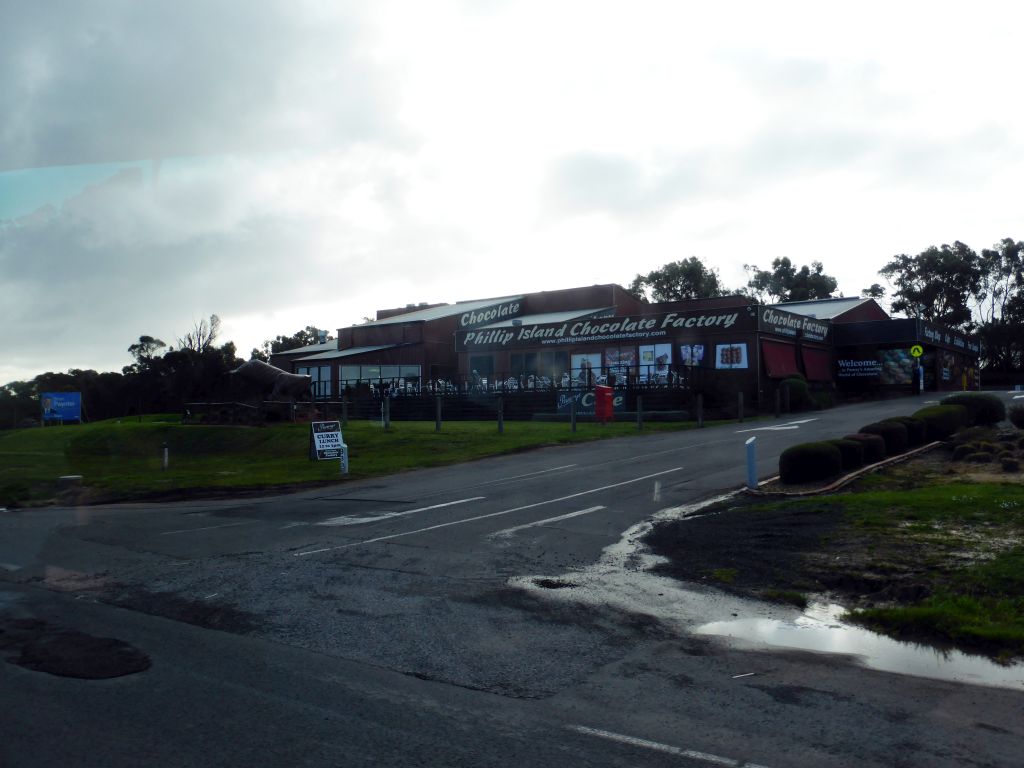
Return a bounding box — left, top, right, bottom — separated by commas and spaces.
567, 725, 771, 768
1015, 394, 1024, 400
279, 522, 308, 529
294, 468, 683, 556
493, 465, 577, 482
488, 506, 605, 538
160, 521, 257, 536
318, 496, 486, 526
736, 418, 817, 434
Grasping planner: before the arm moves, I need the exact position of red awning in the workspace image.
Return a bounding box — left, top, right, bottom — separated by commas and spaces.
762, 340, 800, 379
802, 347, 833, 382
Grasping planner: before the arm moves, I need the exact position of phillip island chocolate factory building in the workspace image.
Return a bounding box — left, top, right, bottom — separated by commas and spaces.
269, 283, 980, 413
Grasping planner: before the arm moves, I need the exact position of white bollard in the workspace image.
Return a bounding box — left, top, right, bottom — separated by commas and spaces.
745, 436, 757, 490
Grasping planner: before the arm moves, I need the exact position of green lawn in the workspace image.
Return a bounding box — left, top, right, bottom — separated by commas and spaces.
760, 476, 1024, 659
0, 415, 711, 505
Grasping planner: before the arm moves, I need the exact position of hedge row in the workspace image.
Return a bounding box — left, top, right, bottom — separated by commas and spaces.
776, 401, 985, 485
939, 393, 1006, 426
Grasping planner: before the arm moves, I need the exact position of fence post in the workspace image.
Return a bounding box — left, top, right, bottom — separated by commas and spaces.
497, 396, 504, 434
162, 441, 169, 471
697, 393, 704, 428
342, 398, 348, 428
570, 398, 577, 433
738, 391, 744, 422
383, 396, 391, 430
636, 395, 643, 431
435, 395, 442, 432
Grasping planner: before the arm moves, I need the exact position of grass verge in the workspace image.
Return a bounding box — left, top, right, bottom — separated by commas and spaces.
0, 415, 713, 505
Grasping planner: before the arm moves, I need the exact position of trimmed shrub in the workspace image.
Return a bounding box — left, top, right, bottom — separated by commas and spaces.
940, 393, 1006, 426
913, 405, 968, 441
859, 421, 909, 456
827, 438, 864, 471
965, 452, 993, 464
1003, 457, 1021, 472
951, 444, 975, 461
782, 377, 813, 411
779, 442, 843, 484
884, 416, 926, 448
811, 391, 835, 411
844, 433, 886, 464
1009, 405, 1024, 430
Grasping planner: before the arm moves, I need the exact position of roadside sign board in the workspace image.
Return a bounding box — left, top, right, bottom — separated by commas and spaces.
41, 392, 82, 422
310, 420, 349, 474
910, 345, 924, 358
310, 421, 343, 459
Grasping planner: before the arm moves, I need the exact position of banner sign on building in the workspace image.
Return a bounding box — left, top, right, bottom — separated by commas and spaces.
458, 299, 523, 329
758, 307, 831, 342
41, 392, 82, 422
714, 343, 749, 369
920, 321, 980, 355
457, 308, 757, 351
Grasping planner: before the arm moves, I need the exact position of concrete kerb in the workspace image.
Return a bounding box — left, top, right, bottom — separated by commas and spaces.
744, 440, 943, 498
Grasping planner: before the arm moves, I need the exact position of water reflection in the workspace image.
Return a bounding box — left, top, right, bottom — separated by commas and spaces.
695, 602, 1024, 689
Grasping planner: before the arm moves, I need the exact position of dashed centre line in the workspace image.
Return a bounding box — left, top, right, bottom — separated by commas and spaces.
160, 521, 258, 536
567, 725, 772, 768
488, 506, 605, 538
318, 496, 486, 526
294, 467, 683, 556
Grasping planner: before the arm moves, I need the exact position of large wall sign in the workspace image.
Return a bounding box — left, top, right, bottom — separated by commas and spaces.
457, 308, 756, 351
836, 359, 883, 379
758, 307, 830, 342
836, 351, 914, 384
459, 300, 523, 329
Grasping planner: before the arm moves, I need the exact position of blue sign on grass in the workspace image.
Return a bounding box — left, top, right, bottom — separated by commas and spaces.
41, 392, 82, 422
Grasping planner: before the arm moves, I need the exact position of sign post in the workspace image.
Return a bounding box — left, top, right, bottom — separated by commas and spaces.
310, 420, 348, 474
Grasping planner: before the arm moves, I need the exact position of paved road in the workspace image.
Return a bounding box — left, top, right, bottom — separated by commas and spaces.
3, 393, 1024, 767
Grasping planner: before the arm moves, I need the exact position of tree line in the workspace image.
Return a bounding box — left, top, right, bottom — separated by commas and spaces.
630, 237, 1023, 377
0, 317, 335, 429
2, 236, 1021, 427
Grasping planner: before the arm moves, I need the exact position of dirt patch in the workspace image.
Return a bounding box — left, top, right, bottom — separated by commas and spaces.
0, 616, 151, 679
644, 499, 851, 601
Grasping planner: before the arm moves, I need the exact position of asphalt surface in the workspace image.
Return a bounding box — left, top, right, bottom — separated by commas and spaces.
3, 393, 1024, 767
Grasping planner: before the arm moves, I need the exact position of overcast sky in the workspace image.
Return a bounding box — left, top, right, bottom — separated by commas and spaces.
2, 0, 1022, 383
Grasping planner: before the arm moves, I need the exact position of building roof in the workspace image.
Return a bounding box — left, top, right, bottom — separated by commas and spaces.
354, 295, 523, 327
294, 344, 397, 362
770, 297, 887, 320
272, 340, 337, 357
476, 307, 613, 329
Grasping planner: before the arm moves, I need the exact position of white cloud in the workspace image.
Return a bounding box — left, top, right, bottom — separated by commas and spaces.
2, 0, 1023, 383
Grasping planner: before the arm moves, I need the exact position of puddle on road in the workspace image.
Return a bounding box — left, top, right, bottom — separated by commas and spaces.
697, 602, 1024, 690
513, 493, 1024, 691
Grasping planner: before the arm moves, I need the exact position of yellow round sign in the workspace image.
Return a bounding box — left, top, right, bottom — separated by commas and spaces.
910, 344, 924, 358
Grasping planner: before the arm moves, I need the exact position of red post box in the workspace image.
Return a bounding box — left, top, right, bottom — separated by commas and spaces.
594, 385, 614, 423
